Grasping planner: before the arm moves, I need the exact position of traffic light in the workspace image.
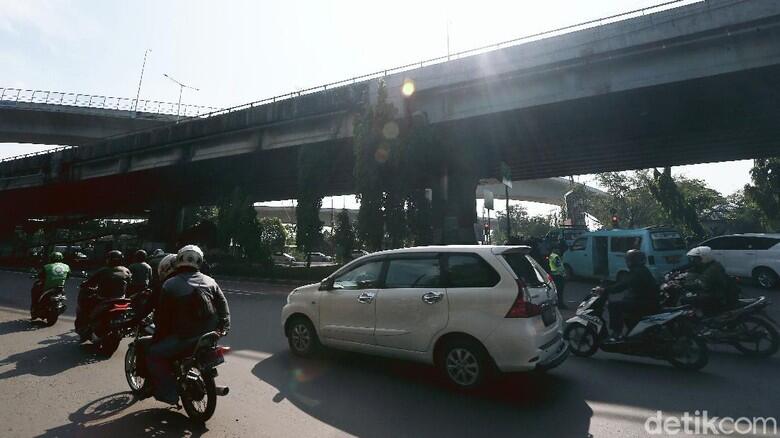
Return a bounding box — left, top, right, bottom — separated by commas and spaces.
611, 215, 620, 228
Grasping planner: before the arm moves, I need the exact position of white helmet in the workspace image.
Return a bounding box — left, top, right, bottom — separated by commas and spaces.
158, 254, 178, 280
686, 246, 713, 263
176, 244, 204, 269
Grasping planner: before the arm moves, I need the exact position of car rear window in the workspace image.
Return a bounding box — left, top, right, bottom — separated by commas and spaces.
651, 231, 686, 250
446, 254, 499, 288
501, 253, 546, 287
749, 237, 780, 250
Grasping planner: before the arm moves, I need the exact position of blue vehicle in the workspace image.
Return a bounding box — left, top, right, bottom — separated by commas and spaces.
562, 227, 688, 282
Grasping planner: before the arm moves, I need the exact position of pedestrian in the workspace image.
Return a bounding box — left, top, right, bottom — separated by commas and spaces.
549, 240, 568, 309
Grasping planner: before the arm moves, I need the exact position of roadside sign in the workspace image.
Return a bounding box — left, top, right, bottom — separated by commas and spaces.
484, 190, 494, 210
500, 162, 512, 188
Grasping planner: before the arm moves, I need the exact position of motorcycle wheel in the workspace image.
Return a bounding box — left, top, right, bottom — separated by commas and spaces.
733, 316, 779, 358
96, 333, 121, 358
45, 312, 58, 327
667, 334, 708, 371
563, 323, 598, 357
124, 344, 146, 395
181, 367, 217, 423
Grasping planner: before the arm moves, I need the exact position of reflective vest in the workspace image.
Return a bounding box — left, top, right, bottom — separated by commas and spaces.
549, 252, 564, 276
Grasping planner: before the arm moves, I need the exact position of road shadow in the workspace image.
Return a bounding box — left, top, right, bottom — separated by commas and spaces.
36, 392, 207, 438
0, 318, 46, 335
0, 331, 103, 379
252, 350, 593, 438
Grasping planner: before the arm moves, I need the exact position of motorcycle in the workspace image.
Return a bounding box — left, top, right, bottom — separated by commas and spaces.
124, 315, 231, 423
75, 283, 137, 357
563, 288, 709, 370
661, 271, 779, 357
30, 280, 67, 326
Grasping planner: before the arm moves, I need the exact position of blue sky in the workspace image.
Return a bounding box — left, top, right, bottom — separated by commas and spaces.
0, 0, 753, 215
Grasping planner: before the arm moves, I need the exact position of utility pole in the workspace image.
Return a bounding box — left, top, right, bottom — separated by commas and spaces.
133, 49, 151, 113
163, 73, 199, 122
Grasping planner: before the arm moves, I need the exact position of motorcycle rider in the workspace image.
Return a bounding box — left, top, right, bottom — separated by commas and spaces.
596, 249, 660, 339
76, 250, 132, 338
127, 250, 153, 297
681, 246, 738, 314
32, 252, 70, 317
145, 245, 230, 404
147, 249, 167, 288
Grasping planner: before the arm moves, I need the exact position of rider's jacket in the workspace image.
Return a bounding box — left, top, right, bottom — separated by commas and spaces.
604, 265, 660, 310
83, 266, 132, 299
41, 262, 70, 290
154, 268, 231, 340
128, 262, 153, 289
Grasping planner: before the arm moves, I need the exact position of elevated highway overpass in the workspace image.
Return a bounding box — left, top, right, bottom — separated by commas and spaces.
1, 0, 779, 242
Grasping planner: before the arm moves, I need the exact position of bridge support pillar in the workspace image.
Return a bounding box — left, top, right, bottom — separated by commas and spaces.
430, 139, 480, 245
147, 204, 184, 251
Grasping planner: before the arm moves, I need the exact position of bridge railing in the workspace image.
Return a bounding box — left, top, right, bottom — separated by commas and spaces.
0, 0, 696, 165
0, 87, 222, 118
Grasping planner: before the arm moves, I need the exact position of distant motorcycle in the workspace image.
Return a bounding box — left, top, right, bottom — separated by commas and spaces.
564, 288, 709, 370
661, 271, 779, 357
124, 316, 231, 423
30, 280, 67, 326
75, 283, 137, 357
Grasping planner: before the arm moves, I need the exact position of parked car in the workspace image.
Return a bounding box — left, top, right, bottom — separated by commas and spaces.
562, 227, 688, 282
351, 249, 369, 259
307, 252, 333, 263
698, 233, 780, 289
272, 252, 296, 266
281, 245, 568, 389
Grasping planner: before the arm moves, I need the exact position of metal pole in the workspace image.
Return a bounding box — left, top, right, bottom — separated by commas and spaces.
446, 20, 451, 60
505, 185, 511, 242
133, 49, 151, 113
176, 85, 183, 122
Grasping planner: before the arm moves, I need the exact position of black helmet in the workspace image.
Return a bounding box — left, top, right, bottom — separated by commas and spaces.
106, 250, 124, 267
625, 249, 646, 268
49, 251, 64, 263
133, 249, 147, 262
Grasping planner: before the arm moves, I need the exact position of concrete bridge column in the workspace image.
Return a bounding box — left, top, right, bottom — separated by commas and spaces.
430, 137, 480, 245
147, 204, 184, 250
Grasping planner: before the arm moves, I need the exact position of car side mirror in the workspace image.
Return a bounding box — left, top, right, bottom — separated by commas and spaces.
319, 278, 334, 291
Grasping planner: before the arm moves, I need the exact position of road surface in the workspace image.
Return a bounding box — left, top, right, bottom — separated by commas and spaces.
0, 270, 777, 437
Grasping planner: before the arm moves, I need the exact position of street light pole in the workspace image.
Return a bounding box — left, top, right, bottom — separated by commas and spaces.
163, 73, 199, 122
133, 49, 151, 113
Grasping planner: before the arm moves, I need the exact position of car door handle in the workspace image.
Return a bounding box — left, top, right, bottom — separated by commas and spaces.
421, 291, 444, 304
357, 291, 376, 304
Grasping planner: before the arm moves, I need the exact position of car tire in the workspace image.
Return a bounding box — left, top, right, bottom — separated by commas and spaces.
287, 317, 321, 358
437, 338, 492, 390
753, 267, 779, 290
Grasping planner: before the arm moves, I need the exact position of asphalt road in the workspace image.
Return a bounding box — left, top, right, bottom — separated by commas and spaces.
0, 270, 778, 437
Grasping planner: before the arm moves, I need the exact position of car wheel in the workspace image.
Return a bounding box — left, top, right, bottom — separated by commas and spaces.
438, 339, 492, 390
753, 267, 779, 290
287, 317, 321, 358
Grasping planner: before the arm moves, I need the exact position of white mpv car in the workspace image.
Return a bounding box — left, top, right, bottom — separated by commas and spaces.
281, 245, 568, 388
698, 233, 780, 289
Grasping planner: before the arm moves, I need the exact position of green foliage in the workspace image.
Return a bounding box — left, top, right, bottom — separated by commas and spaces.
494, 205, 555, 243
216, 188, 266, 262
258, 217, 287, 254
744, 157, 780, 231
333, 209, 356, 263
589, 171, 665, 228
648, 167, 706, 238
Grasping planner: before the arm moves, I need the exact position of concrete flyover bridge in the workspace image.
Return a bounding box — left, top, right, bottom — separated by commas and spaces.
1, 0, 779, 243
0, 87, 220, 145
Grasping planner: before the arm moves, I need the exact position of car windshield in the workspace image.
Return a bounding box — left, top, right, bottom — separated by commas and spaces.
651, 231, 686, 250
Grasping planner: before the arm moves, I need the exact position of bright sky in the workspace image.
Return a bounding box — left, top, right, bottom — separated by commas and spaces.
0, 0, 753, 217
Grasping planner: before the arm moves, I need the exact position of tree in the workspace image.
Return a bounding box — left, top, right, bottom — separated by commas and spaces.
494, 205, 555, 243
216, 187, 264, 261
333, 209, 356, 263
590, 171, 664, 228
744, 157, 780, 231
258, 217, 287, 255
648, 167, 706, 238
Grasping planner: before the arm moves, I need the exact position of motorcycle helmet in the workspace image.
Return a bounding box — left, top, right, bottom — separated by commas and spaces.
133, 249, 147, 263
686, 246, 713, 264
49, 251, 64, 263
625, 249, 646, 268
176, 244, 204, 270
158, 254, 178, 280
106, 250, 124, 267
151, 248, 165, 257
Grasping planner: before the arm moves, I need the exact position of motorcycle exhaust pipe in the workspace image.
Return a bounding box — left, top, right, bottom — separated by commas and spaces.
215, 385, 230, 396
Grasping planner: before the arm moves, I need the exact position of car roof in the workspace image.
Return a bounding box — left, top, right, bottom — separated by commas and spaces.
726, 233, 780, 238
366, 245, 530, 257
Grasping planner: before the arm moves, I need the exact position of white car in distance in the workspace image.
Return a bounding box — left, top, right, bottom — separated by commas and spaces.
281, 245, 568, 389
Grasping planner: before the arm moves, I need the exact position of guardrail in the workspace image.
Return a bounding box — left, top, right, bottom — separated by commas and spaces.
0, 0, 695, 165
0, 87, 221, 117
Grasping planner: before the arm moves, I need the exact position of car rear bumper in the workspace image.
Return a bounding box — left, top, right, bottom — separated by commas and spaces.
535, 338, 569, 371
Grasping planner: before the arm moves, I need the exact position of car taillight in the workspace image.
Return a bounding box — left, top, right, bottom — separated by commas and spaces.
505, 279, 542, 318
216, 346, 231, 355
547, 273, 554, 284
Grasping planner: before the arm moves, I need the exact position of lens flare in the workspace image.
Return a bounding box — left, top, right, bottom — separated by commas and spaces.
401, 79, 415, 97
